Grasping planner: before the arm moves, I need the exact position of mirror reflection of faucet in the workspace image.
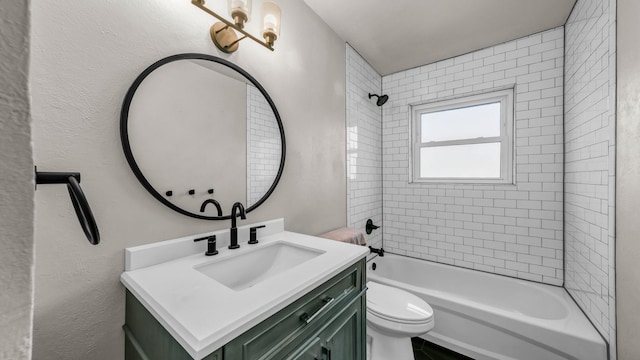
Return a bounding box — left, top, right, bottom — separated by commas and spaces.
229, 202, 246, 249
200, 199, 222, 216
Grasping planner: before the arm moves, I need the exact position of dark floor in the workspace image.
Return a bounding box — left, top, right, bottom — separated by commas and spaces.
412, 337, 474, 360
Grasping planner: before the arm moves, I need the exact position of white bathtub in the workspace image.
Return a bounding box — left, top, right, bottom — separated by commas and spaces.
367, 253, 607, 360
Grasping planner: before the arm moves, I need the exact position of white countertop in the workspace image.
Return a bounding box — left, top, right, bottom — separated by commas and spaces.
120, 219, 368, 359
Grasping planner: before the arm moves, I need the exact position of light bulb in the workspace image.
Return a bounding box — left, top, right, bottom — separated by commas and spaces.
228, 0, 252, 28
261, 1, 281, 47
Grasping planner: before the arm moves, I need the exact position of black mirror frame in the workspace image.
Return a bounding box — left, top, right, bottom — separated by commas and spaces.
120, 53, 286, 220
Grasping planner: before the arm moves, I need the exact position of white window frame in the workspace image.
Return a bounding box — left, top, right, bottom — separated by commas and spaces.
410, 88, 514, 184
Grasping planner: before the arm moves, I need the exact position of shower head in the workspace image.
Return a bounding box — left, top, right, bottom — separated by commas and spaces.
368, 93, 389, 106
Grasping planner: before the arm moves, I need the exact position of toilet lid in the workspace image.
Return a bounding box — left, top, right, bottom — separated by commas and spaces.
366, 282, 433, 324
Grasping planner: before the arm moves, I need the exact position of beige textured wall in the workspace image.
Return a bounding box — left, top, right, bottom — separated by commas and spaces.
30, 1, 346, 359
616, 0, 640, 358
0, 0, 34, 359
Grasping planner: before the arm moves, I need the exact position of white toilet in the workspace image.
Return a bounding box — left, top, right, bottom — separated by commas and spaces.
366, 281, 434, 360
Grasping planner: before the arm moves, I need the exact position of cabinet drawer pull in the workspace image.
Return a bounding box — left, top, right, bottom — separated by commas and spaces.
300, 297, 335, 324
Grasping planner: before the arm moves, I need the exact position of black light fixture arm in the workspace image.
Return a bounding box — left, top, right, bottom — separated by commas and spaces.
35, 167, 100, 245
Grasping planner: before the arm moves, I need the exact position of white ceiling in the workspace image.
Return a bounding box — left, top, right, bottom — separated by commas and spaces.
303, 0, 576, 76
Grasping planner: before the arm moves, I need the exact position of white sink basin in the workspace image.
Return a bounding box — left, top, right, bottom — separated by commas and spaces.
194, 241, 325, 291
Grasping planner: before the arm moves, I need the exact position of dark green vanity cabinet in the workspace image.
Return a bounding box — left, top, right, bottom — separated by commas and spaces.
271, 298, 363, 360
124, 259, 366, 360
123, 292, 223, 360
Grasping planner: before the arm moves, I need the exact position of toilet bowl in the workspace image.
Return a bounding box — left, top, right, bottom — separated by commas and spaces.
366, 281, 434, 360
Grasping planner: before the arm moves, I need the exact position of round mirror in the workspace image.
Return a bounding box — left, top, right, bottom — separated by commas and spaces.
121, 53, 285, 220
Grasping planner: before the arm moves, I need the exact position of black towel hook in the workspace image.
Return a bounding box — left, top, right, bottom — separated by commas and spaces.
35, 167, 100, 245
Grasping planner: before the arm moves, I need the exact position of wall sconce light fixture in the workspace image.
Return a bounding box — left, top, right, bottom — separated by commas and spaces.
192, 0, 281, 53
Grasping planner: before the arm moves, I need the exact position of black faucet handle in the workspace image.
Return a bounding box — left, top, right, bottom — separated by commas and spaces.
195, 235, 218, 256
205, 235, 218, 256
365, 219, 380, 234
248, 225, 266, 244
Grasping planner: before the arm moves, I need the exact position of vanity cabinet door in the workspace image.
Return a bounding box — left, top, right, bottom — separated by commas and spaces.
283, 336, 323, 360
321, 297, 364, 360
278, 294, 365, 360
224, 261, 363, 360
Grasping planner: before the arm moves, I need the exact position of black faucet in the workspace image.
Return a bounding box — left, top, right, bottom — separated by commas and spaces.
200, 199, 222, 216
229, 202, 246, 249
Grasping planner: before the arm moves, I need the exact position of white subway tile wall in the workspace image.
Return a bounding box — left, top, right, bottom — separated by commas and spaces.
346, 44, 383, 249
381, 28, 565, 285
247, 84, 282, 206
565, 0, 616, 357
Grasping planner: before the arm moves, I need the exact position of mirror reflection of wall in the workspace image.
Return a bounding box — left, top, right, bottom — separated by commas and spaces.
123, 55, 284, 219
129, 59, 247, 212
247, 85, 281, 206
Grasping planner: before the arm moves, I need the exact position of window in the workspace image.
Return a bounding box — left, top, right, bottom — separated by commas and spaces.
411, 89, 514, 184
